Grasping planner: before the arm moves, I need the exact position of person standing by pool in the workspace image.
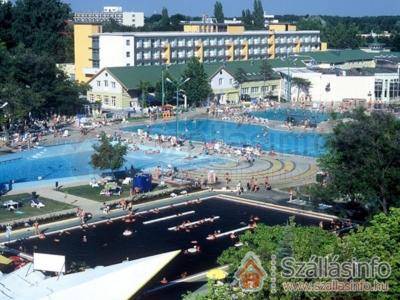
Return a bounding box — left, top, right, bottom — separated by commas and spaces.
5, 224, 12, 241
33, 220, 39, 235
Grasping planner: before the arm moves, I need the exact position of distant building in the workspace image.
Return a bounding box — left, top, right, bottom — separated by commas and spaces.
279, 66, 400, 105
74, 6, 144, 28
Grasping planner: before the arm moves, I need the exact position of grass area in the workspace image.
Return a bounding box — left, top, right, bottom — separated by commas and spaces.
61, 184, 170, 203
61, 185, 131, 202
0, 193, 74, 223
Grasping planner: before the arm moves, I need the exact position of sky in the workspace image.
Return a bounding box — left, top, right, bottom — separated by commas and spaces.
63, 0, 400, 17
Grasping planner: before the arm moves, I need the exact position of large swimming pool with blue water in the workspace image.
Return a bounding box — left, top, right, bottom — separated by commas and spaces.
125, 119, 326, 157
251, 108, 329, 124
0, 140, 226, 185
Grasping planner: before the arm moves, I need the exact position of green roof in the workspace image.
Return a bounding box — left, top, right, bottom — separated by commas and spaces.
297, 49, 376, 64
105, 58, 303, 90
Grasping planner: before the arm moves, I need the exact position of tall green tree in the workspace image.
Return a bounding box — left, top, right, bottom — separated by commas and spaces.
234, 68, 248, 100
182, 57, 211, 106
241, 9, 253, 28
0, 45, 87, 122
12, 0, 72, 62
259, 60, 274, 97
0, 2, 15, 49
291, 77, 312, 102
159, 7, 170, 30
138, 81, 150, 109
213, 1, 224, 23
319, 109, 400, 215
252, 0, 264, 29
91, 132, 127, 174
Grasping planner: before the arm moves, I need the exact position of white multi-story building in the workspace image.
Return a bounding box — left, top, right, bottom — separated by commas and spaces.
74, 6, 144, 27
90, 30, 321, 70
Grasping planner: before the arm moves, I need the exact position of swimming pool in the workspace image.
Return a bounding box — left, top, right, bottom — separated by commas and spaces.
125, 119, 326, 157
251, 108, 329, 124
7, 196, 322, 298
0, 140, 226, 185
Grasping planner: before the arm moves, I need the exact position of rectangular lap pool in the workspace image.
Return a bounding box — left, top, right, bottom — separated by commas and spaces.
6, 196, 328, 299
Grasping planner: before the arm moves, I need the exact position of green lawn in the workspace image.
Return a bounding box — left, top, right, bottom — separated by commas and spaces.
61, 185, 131, 202
0, 193, 74, 223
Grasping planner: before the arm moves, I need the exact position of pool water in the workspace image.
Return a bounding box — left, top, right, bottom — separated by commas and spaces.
125, 119, 326, 157
0, 140, 226, 184
7, 197, 320, 299
252, 108, 329, 124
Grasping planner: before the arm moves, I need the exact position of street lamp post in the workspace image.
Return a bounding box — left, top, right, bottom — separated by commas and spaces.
166, 77, 190, 138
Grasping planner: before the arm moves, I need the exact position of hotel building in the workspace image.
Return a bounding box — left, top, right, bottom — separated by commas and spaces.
75, 20, 325, 82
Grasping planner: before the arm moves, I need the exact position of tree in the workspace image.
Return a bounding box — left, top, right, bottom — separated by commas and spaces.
0, 2, 15, 49
102, 18, 135, 33
187, 223, 340, 299
291, 77, 312, 102
241, 9, 253, 28
182, 57, 211, 106
234, 68, 248, 100
252, 0, 264, 29
0, 45, 88, 123
155, 71, 175, 104
186, 209, 400, 299
340, 208, 400, 298
12, 0, 72, 62
259, 60, 274, 97
91, 132, 127, 174
138, 81, 150, 109
159, 7, 170, 30
318, 109, 400, 215
213, 1, 224, 23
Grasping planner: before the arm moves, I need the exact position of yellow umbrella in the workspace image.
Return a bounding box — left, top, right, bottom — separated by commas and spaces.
0, 255, 12, 265
206, 268, 227, 280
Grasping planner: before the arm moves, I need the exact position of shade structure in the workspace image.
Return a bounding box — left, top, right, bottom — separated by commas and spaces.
0, 250, 181, 300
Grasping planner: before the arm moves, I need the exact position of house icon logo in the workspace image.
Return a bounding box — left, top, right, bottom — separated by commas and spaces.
234, 251, 267, 292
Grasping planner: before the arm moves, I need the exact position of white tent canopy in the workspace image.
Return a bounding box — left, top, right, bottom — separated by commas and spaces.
0, 250, 180, 300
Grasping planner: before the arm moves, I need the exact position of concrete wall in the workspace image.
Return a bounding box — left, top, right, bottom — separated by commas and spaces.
288, 72, 375, 103
74, 24, 102, 82
123, 12, 144, 27
99, 35, 135, 68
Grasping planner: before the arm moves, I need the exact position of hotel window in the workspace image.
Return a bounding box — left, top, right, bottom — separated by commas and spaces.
251, 87, 259, 94
111, 96, 116, 106
241, 87, 249, 94
126, 39, 130, 46
103, 96, 109, 105
219, 78, 223, 85
229, 79, 233, 85
96, 80, 101, 87
104, 80, 108, 87
126, 51, 130, 58
111, 81, 116, 88
89, 94, 95, 102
